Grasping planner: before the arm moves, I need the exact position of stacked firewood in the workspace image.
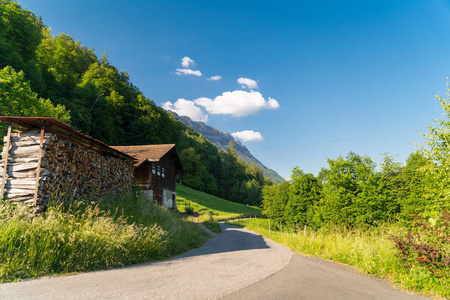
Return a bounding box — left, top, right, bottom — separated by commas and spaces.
0, 130, 51, 205
39, 134, 134, 203
1, 130, 134, 213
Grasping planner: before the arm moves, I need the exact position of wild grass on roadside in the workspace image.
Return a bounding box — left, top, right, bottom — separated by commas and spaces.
229, 218, 449, 299
199, 210, 221, 234
0, 193, 209, 282
176, 184, 261, 221
202, 221, 221, 234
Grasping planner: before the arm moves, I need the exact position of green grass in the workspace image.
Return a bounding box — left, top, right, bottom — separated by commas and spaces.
176, 184, 261, 222
202, 221, 221, 234
228, 219, 449, 299
0, 193, 209, 282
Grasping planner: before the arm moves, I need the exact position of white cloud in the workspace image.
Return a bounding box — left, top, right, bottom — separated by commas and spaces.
267, 97, 280, 109
237, 77, 258, 89
194, 90, 280, 117
181, 56, 194, 68
231, 130, 264, 142
176, 57, 221, 81
162, 99, 208, 122
175, 68, 202, 77
207, 75, 222, 81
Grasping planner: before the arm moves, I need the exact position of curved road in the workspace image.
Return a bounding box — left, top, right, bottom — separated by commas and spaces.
0, 224, 429, 299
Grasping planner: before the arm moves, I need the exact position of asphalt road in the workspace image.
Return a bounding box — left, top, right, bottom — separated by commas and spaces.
222, 254, 430, 300
0, 224, 430, 300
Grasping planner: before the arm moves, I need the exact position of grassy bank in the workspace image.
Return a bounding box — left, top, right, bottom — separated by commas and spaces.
229, 218, 449, 299
176, 184, 261, 222
202, 220, 221, 234
0, 193, 209, 282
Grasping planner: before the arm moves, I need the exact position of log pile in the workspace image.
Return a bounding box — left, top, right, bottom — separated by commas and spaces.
1, 129, 134, 213
0, 130, 51, 207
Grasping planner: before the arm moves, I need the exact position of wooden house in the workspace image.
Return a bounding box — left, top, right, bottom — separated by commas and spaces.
0, 117, 135, 213
111, 144, 183, 209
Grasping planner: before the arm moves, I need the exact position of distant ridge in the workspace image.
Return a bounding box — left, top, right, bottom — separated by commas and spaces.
173, 113, 284, 183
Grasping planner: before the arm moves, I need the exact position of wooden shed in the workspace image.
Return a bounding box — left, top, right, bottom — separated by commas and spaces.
111, 144, 183, 209
0, 117, 135, 213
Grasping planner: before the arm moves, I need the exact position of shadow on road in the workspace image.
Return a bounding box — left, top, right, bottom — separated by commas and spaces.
111, 223, 270, 273
173, 223, 270, 260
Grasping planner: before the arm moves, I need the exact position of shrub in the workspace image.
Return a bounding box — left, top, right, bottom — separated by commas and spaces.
185, 206, 194, 215
389, 210, 450, 278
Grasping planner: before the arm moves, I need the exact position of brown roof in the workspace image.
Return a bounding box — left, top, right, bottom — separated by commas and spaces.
0, 116, 136, 161
111, 145, 183, 173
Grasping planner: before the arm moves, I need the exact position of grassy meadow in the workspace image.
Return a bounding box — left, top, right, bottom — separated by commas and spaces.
229, 218, 449, 299
176, 184, 261, 222
0, 193, 209, 282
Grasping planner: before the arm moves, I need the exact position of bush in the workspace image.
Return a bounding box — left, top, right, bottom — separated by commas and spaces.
389, 210, 450, 278
185, 206, 194, 215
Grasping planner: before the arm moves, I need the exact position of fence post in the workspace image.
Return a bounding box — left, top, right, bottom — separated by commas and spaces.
280, 221, 283, 238
0, 124, 11, 199
304, 225, 307, 236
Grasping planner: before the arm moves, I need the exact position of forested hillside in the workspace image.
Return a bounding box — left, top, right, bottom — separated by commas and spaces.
175, 113, 284, 183
0, 0, 267, 205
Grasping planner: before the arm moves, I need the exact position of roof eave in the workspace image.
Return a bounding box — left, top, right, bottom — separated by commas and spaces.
0, 116, 136, 162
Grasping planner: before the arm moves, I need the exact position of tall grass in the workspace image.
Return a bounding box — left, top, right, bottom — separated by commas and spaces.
0, 193, 209, 282
230, 219, 449, 299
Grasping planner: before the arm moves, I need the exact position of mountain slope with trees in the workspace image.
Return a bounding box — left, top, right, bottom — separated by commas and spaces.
174, 113, 284, 183
0, 0, 267, 205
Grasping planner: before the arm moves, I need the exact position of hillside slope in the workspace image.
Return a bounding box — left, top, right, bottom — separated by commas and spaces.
176, 184, 261, 221
174, 114, 284, 183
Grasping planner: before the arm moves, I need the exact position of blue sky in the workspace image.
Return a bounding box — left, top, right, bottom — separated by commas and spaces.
17, 0, 450, 178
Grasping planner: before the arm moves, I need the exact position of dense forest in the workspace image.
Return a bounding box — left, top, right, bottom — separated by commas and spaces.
0, 0, 266, 205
